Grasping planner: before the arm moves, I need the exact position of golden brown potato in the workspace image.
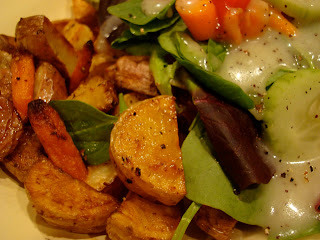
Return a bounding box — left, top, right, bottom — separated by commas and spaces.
62, 20, 94, 51
0, 50, 13, 100
194, 205, 238, 240
72, 0, 98, 29
86, 161, 128, 200
107, 56, 158, 96
106, 192, 181, 240
34, 62, 68, 102
15, 15, 78, 79
0, 96, 23, 161
110, 95, 186, 206
0, 35, 16, 54
25, 160, 119, 233
67, 75, 118, 112
85, 161, 118, 192
3, 126, 46, 183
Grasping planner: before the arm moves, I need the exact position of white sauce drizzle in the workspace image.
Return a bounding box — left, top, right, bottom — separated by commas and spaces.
141, 0, 172, 16
217, 24, 320, 238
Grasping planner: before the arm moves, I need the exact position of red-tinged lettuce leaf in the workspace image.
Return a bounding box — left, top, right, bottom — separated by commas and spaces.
193, 89, 273, 190
181, 117, 320, 240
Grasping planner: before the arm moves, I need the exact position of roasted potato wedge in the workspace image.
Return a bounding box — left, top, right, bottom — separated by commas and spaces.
194, 205, 238, 240
67, 75, 118, 112
15, 15, 92, 93
106, 192, 181, 240
25, 160, 119, 233
15, 15, 78, 79
62, 20, 94, 51
0, 50, 13, 100
34, 62, 68, 102
110, 95, 186, 206
107, 56, 158, 96
86, 161, 128, 200
3, 126, 46, 183
0, 35, 16, 54
0, 96, 23, 161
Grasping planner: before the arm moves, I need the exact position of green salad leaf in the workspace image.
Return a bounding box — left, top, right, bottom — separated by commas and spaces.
107, 0, 175, 25
172, 202, 202, 240
158, 19, 254, 109
150, 46, 179, 95
181, 116, 320, 239
129, 13, 180, 36
50, 100, 118, 165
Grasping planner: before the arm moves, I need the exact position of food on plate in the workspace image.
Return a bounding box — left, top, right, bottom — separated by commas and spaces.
110, 95, 186, 206
33, 61, 68, 102
194, 205, 238, 240
2, 126, 45, 183
1, 0, 320, 239
25, 159, 119, 233
106, 192, 182, 239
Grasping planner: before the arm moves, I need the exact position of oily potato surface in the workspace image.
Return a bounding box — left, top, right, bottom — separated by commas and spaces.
106, 192, 181, 240
25, 160, 119, 233
110, 95, 186, 206
3, 126, 46, 183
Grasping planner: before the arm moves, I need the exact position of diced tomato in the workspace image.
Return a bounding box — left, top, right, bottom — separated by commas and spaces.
175, 0, 218, 41
224, 0, 251, 9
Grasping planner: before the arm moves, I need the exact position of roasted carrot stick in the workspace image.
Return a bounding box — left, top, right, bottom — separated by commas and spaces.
28, 99, 87, 181
11, 53, 35, 121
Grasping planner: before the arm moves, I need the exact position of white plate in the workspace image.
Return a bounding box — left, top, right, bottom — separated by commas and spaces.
0, 1, 319, 240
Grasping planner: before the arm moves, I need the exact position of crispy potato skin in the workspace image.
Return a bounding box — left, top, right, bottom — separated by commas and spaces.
67, 75, 118, 112
34, 62, 68, 102
25, 160, 119, 233
0, 50, 13, 101
106, 192, 181, 240
3, 126, 46, 183
15, 15, 78, 79
0, 96, 23, 160
110, 95, 186, 206
107, 56, 158, 96
194, 205, 237, 240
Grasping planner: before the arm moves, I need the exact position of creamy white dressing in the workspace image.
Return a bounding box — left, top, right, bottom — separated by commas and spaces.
290, 21, 320, 69
253, 154, 320, 238
141, 0, 172, 16
217, 23, 320, 238
217, 30, 301, 119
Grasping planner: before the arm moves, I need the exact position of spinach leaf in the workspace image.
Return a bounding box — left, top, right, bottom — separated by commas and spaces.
158, 19, 187, 57
158, 20, 253, 109
150, 46, 178, 95
111, 29, 156, 50
118, 93, 128, 114
107, 0, 175, 25
50, 100, 118, 165
178, 59, 254, 109
181, 117, 320, 239
129, 13, 180, 36
172, 202, 201, 240
207, 39, 227, 71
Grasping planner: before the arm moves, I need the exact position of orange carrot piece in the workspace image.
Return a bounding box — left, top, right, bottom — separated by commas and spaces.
176, 0, 218, 41
28, 99, 88, 181
69, 40, 93, 93
11, 54, 35, 121
268, 8, 297, 37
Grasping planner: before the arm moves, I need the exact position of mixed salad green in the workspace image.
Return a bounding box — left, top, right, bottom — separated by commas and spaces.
53, 0, 320, 239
